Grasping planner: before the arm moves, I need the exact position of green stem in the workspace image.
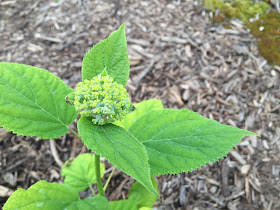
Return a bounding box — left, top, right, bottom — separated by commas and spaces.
69, 128, 97, 196
95, 154, 104, 196
89, 184, 96, 196
69, 128, 99, 196
69, 128, 82, 141
103, 167, 116, 192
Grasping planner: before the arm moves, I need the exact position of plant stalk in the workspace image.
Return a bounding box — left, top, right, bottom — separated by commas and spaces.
103, 167, 116, 192
89, 184, 96, 196
69, 128, 82, 141
69, 128, 103, 196
95, 154, 104, 196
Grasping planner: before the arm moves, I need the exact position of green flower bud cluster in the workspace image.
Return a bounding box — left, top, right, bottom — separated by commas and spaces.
74, 73, 131, 125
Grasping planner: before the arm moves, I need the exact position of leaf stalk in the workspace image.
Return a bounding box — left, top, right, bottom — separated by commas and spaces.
103, 167, 116, 192
69, 128, 82, 141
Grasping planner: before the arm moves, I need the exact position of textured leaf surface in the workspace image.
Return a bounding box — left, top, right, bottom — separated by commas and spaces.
82, 24, 130, 85
128, 177, 158, 209
114, 99, 163, 130
78, 116, 158, 197
61, 153, 105, 192
3, 181, 78, 210
65, 197, 111, 210
0, 63, 78, 139
129, 109, 257, 176
110, 200, 137, 210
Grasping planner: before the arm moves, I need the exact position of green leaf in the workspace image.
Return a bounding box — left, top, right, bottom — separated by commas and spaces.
128, 177, 158, 209
78, 117, 158, 197
0, 62, 78, 139
129, 109, 257, 176
65, 197, 111, 210
65, 92, 75, 105
61, 153, 105, 192
110, 200, 137, 210
139, 208, 153, 210
114, 99, 163, 130
3, 181, 79, 210
82, 24, 130, 86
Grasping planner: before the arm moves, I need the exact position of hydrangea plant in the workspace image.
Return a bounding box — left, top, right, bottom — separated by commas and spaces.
73, 70, 132, 125
0, 24, 257, 209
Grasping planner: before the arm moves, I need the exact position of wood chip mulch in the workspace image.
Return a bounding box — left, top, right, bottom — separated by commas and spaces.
0, 0, 279, 209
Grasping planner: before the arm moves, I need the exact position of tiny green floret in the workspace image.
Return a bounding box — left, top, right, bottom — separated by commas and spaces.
74, 72, 131, 125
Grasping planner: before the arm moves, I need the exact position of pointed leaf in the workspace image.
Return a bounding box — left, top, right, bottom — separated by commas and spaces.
61, 153, 105, 192
110, 200, 137, 210
114, 99, 163, 130
3, 181, 79, 210
65, 197, 111, 210
65, 92, 75, 105
129, 109, 257, 176
78, 116, 158, 197
129, 177, 158, 209
82, 24, 130, 85
0, 63, 78, 139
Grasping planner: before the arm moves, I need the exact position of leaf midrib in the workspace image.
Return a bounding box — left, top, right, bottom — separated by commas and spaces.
103, 26, 126, 84
96, 126, 150, 188
99, 126, 140, 168
1, 76, 67, 127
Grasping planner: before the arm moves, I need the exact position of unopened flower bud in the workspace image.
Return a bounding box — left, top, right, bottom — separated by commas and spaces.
74, 72, 131, 125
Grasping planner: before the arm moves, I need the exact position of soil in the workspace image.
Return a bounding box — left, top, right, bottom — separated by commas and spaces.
0, 0, 279, 209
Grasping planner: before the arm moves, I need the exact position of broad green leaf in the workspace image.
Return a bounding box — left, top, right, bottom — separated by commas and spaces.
128, 177, 158, 209
82, 24, 130, 86
61, 153, 105, 192
3, 181, 79, 210
110, 200, 137, 210
65, 197, 111, 210
78, 116, 158, 197
114, 99, 163, 130
139, 208, 153, 210
0, 63, 78, 139
129, 109, 257, 176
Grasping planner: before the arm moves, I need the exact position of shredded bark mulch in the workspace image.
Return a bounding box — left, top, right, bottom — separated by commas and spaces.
0, 1, 279, 209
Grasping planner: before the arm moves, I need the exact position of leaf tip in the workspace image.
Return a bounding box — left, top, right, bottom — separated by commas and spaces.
120, 23, 125, 30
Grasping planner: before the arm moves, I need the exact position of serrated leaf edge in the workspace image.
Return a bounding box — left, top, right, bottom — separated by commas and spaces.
77, 118, 158, 198
81, 24, 130, 86
129, 108, 258, 176
0, 62, 78, 139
